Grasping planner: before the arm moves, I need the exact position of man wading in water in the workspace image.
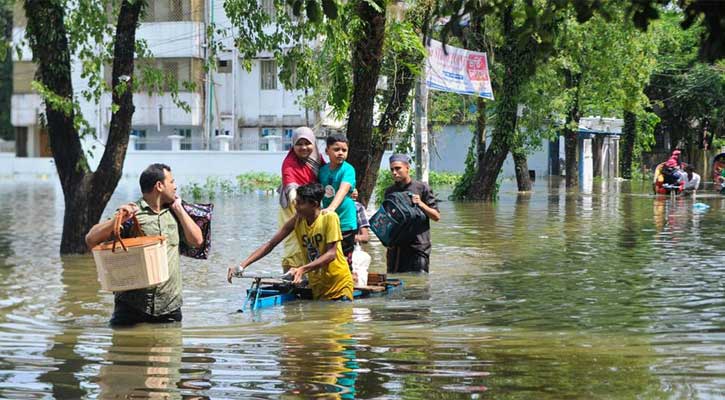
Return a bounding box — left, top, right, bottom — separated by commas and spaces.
86, 163, 203, 326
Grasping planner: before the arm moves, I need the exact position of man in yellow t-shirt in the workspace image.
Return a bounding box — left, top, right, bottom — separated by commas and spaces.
228, 183, 354, 301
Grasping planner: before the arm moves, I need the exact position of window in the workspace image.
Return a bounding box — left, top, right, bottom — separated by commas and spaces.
104, 58, 203, 93
177, 128, 192, 150
283, 128, 294, 150
131, 129, 147, 150
217, 59, 232, 73
260, 60, 277, 90
145, 0, 196, 21
260, 127, 278, 137
215, 129, 230, 136
161, 60, 180, 91
259, 127, 278, 150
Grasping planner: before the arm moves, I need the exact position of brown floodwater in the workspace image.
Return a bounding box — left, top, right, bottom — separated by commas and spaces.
0, 177, 724, 399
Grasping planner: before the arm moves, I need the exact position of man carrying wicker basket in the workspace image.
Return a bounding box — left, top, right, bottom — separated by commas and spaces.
86, 163, 203, 326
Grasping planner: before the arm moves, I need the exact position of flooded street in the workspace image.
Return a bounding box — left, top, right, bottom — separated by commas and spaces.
1, 177, 724, 398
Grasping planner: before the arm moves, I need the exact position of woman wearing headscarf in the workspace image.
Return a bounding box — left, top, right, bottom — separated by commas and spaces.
278, 127, 325, 271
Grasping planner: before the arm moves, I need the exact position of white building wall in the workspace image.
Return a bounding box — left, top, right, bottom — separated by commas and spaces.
139, 22, 205, 59
10, 0, 333, 157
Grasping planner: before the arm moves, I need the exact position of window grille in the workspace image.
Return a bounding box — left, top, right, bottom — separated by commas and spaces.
260, 60, 277, 90
217, 59, 232, 73
143, 0, 204, 22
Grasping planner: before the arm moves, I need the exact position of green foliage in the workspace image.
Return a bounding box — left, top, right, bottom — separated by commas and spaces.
451, 133, 477, 200
630, 159, 654, 182
634, 110, 659, 157
373, 169, 394, 205
236, 172, 282, 193
646, 11, 724, 153
181, 173, 282, 202
429, 171, 460, 186
183, 182, 205, 202
429, 91, 477, 133
372, 168, 462, 205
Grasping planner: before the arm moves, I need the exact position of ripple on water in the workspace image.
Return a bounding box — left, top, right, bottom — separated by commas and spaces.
0, 181, 723, 397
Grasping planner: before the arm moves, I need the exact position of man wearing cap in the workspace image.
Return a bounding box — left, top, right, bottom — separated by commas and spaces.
384, 154, 441, 273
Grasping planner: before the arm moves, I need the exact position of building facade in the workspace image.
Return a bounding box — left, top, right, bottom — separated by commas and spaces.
9, 0, 333, 159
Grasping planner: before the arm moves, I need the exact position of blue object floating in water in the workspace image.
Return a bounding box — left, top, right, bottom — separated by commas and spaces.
693, 203, 710, 211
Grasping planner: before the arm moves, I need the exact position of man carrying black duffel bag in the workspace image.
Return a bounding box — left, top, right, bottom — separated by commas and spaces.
383, 154, 441, 273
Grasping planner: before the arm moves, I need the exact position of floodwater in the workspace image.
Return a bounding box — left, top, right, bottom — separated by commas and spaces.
1, 177, 724, 399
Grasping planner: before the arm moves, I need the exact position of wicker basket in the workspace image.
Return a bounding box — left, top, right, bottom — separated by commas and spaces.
92, 210, 169, 292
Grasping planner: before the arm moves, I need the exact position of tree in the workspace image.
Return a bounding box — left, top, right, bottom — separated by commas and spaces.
0, 2, 11, 141
438, 1, 576, 200
350, 1, 427, 204
343, 0, 387, 204
645, 11, 724, 170
22, 0, 144, 254
555, 11, 656, 185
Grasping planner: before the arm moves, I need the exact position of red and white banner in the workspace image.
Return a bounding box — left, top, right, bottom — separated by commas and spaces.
425, 39, 494, 100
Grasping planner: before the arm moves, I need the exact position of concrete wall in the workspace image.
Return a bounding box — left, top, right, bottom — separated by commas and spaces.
430, 125, 551, 178
1, 150, 397, 185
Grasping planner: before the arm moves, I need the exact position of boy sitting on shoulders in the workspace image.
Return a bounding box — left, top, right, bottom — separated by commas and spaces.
228, 183, 354, 301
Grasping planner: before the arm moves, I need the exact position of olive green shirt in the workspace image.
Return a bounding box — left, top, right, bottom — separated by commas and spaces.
115, 198, 183, 316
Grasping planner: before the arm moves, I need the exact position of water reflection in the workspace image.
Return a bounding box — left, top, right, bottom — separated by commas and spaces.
37, 256, 105, 399
278, 305, 357, 398
1, 179, 725, 397
97, 327, 183, 398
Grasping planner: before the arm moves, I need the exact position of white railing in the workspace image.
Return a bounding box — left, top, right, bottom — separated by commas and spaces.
128, 136, 295, 151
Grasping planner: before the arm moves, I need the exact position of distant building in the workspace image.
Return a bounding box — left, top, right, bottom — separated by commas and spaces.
431, 116, 623, 179
9, 0, 340, 159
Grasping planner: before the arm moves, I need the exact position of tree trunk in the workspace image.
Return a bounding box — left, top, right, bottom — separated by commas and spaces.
467, 7, 523, 201
620, 110, 636, 179
356, 54, 416, 206
25, 0, 143, 254
563, 70, 581, 188
0, 6, 12, 141
346, 0, 386, 204
467, 74, 520, 200
592, 135, 603, 178
512, 150, 532, 191
475, 97, 487, 166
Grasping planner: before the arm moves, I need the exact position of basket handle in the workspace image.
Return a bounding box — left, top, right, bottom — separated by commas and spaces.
111, 209, 141, 253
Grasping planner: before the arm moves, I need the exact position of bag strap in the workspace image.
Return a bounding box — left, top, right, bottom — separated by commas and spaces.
111, 210, 141, 253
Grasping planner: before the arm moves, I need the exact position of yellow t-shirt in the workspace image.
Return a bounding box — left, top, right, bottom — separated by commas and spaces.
294, 212, 354, 301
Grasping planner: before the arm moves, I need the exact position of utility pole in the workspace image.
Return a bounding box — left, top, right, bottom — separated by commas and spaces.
414, 74, 430, 183
204, 0, 215, 149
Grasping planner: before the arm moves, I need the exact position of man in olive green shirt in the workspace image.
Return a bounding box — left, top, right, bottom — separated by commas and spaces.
86, 163, 203, 326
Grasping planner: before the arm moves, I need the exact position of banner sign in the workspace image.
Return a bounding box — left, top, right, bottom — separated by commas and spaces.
425, 39, 494, 100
